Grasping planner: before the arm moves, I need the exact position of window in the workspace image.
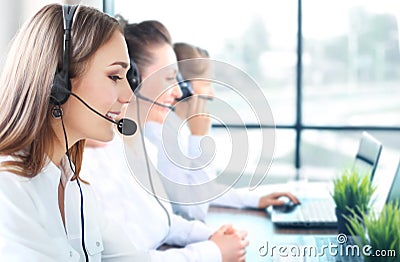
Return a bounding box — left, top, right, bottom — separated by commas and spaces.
303, 1, 400, 127
110, 0, 400, 184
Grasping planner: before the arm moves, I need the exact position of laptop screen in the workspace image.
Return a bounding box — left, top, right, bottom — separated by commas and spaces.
386, 159, 400, 204
354, 132, 383, 180
371, 152, 400, 213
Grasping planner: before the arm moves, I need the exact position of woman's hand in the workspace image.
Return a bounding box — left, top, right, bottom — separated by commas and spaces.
258, 192, 300, 208
210, 224, 249, 262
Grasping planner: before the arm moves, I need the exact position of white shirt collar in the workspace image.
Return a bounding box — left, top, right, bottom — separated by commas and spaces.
42, 156, 75, 189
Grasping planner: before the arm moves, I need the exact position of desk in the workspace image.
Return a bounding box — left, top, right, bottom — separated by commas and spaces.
206, 206, 338, 262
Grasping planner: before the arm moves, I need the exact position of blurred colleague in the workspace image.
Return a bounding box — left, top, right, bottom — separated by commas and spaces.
81, 20, 249, 262
0, 4, 148, 261
142, 41, 299, 221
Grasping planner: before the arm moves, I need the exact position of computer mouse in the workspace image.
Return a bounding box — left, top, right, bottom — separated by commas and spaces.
272, 196, 298, 213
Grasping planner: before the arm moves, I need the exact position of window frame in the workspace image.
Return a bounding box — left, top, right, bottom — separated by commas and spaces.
105, 0, 400, 179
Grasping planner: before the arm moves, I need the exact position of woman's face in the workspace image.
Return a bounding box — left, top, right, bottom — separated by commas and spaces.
139, 44, 182, 123
64, 31, 132, 143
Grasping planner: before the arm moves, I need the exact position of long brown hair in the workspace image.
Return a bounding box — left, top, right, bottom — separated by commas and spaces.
0, 4, 121, 178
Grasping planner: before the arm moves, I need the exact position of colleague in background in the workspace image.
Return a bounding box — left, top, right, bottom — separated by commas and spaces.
143, 41, 300, 221
81, 19, 248, 262
0, 4, 149, 261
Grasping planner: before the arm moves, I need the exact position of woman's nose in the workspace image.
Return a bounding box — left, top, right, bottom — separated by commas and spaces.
118, 78, 133, 104
172, 82, 183, 99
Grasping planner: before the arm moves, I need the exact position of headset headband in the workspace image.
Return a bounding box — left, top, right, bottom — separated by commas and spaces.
50, 5, 78, 105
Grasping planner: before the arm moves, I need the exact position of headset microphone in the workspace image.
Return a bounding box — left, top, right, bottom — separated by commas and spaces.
116, 118, 137, 136
70, 93, 137, 136
135, 92, 175, 111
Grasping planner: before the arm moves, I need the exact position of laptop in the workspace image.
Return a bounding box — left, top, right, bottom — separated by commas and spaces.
381, 158, 400, 206
270, 132, 383, 228
353, 131, 383, 181
310, 159, 400, 260
367, 153, 400, 215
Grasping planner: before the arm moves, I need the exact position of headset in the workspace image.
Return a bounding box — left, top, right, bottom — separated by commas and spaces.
175, 71, 194, 102
50, 5, 90, 262
50, 5, 76, 106
127, 59, 141, 93
175, 72, 213, 102
50, 5, 136, 136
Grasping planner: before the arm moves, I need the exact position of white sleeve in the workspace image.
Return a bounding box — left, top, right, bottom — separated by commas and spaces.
171, 135, 216, 221
188, 135, 261, 210
187, 135, 216, 178
211, 186, 260, 209
164, 213, 213, 246
188, 135, 203, 158
150, 214, 221, 262
171, 202, 209, 222
157, 161, 210, 222
152, 135, 211, 221
92, 172, 220, 262
156, 137, 211, 185
148, 241, 221, 262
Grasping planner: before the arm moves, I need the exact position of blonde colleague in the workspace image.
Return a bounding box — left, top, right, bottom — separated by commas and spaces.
0, 4, 148, 261
142, 42, 300, 221
80, 20, 249, 262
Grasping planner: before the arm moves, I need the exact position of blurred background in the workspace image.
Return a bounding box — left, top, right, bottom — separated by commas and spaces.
1, 0, 399, 186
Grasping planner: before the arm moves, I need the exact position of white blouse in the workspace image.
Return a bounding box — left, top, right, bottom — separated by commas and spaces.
144, 113, 260, 221
0, 155, 149, 261
81, 135, 222, 262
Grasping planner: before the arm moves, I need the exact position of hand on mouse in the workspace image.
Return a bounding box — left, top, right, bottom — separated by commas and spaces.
257, 192, 300, 208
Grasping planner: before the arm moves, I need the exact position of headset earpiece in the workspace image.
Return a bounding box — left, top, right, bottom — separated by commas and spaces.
50, 71, 71, 105
176, 71, 194, 101
127, 58, 141, 93
50, 5, 78, 105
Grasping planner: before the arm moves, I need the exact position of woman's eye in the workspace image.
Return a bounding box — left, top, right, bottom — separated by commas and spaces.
109, 75, 123, 82
166, 77, 175, 81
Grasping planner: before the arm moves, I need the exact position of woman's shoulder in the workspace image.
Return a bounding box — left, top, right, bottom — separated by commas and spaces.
0, 155, 30, 181
0, 157, 35, 210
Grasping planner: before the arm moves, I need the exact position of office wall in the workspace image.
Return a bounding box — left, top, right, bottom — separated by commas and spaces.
0, 0, 102, 70
0, 1, 21, 69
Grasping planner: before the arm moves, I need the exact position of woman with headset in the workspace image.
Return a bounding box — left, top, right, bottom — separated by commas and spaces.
143, 41, 300, 221
81, 20, 249, 262
0, 4, 148, 261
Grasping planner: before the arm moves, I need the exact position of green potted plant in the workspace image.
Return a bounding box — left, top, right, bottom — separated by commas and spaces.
332, 167, 376, 235
347, 201, 400, 261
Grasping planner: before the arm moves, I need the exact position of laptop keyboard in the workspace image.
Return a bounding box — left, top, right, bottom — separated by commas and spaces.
271, 197, 338, 227
299, 200, 337, 222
